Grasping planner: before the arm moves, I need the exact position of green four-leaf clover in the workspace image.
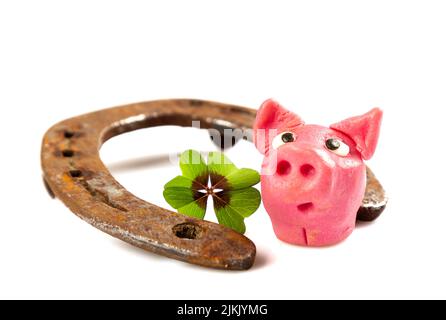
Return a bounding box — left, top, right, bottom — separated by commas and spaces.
163, 150, 261, 234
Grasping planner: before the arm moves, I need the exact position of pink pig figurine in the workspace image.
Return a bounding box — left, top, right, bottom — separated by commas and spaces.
254, 99, 383, 246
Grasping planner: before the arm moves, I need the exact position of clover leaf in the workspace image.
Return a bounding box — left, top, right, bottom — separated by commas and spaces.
163, 150, 261, 234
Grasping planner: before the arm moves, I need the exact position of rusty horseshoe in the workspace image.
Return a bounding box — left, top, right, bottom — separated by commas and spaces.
41, 99, 387, 270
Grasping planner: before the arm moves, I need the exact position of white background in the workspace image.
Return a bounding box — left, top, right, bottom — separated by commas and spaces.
1, 0, 445, 299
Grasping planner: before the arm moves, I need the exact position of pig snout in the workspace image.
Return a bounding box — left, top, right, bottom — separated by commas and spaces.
272, 146, 334, 203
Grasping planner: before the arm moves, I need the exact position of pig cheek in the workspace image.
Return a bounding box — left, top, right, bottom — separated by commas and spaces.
260, 172, 298, 224
326, 160, 367, 223
260, 152, 279, 176
321, 155, 363, 204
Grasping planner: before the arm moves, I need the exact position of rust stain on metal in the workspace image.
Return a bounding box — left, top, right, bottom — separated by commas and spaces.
357, 167, 388, 222
41, 99, 387, 270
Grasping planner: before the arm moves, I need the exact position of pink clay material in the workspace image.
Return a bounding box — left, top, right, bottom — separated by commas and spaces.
254, 99, 382, 246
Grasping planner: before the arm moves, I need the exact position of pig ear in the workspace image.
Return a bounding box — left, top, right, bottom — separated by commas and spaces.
253, 99, 304, 154
330, 108, 383, 160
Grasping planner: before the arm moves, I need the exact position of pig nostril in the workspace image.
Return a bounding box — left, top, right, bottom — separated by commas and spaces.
276, 160, 291, 176
300, 164, 315, 177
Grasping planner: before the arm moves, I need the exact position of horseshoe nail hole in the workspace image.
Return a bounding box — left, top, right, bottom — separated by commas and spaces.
173, 222, 203, 240
276, 160, 291, 176
62, 149, 74, 157
69, 170, 83, 178
64, 131, 75, 139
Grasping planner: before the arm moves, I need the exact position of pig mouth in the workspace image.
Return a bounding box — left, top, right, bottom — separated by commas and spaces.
297, 202, 314, 213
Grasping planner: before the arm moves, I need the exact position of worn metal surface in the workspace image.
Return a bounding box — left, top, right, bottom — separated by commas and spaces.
357, 167, 388, 222
41, 99, 387, 270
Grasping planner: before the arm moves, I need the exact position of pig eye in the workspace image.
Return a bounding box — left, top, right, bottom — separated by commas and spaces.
325, 138, 350, 156
272, 132, 295, 149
